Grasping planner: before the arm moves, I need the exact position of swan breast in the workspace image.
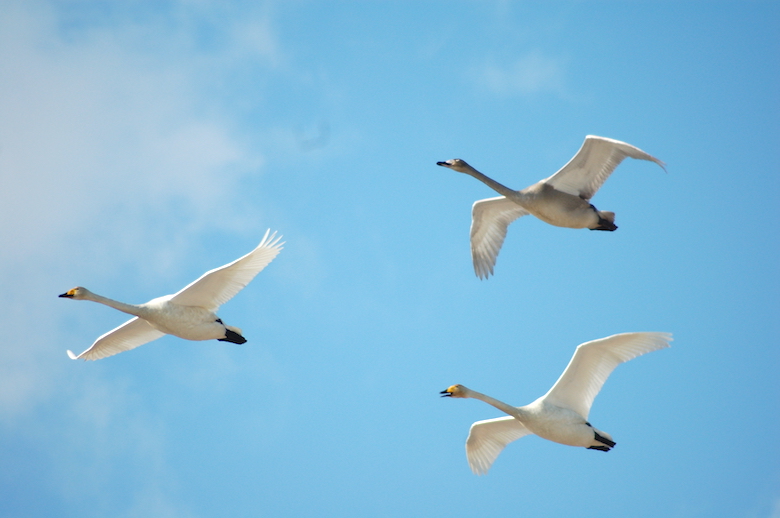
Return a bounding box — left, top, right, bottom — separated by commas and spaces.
516, 183, 599, 229
137, 299, 225, 341
520, 400, 595, 447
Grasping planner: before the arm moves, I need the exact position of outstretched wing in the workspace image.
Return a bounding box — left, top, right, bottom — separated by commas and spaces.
67, 317, 165, 361
470, 197, 529, 279
171, 230, 284, 311
465, 416, 532, 475
544, 136, 666, 200
541, 332, 672, 419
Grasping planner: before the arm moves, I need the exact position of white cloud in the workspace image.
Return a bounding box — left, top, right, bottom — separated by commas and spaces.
0, 0, 245, 409
0, 2, 271, 274
476, 50, 566, 96
0, 2, 290, 513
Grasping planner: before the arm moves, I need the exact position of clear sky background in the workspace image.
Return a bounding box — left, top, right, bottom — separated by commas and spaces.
1, 1, 778, 517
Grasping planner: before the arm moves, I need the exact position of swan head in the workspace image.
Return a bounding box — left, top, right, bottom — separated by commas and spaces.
440, 384, 471, 398
59, 287, 91, 300
436, 159, 473, 173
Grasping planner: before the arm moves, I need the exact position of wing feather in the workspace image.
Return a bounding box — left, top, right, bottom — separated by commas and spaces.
170, 230, 283, 311
544, 136, 666, 200
470, 197, 529, 279
67, 317, 165, 361
541, 332, 672, 419
465, 416, 532, 475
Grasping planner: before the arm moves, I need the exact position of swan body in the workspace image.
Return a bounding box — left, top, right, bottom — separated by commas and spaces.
441, 331, 672, 475
437, 135, 666, 278
60, 229, 283, 361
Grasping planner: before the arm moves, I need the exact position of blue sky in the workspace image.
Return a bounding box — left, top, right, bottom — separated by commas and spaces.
1, 1, 778, 517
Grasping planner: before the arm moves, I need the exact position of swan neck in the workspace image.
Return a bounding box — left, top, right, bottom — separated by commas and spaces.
462, 165, 517, 198
86, 291, 144, 317
469, 390, 528, 421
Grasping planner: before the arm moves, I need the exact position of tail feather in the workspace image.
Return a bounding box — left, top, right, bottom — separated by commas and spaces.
591, 210, 617, 231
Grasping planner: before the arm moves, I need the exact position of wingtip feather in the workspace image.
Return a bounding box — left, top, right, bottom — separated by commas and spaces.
66, 350, 78, 360
260, 229, 285, 250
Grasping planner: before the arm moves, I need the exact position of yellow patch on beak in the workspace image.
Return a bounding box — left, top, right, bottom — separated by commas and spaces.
440, 385, 459, 397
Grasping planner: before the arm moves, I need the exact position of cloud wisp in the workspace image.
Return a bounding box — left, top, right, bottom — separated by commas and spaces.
475, 50, 567, 97
0, 4, 287, 513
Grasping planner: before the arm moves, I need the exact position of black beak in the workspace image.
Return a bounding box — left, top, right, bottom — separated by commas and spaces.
59, 293, 73, 298
436, 161, 447, 167
440, 390, 452, 397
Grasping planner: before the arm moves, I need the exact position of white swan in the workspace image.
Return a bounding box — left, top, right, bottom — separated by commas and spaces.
437, 135, 666, 279
441, 331, 672, 475
60, 230, 284, 361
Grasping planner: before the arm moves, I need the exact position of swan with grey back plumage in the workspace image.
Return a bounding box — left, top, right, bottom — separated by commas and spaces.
60, 229, 283, 361
437, 135, 666, 279
441, 332, 672, 475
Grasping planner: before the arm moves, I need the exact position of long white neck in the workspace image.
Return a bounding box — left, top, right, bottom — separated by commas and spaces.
461, 163, 518, 198
466, 388, 530, 422
82, 290, 145, 318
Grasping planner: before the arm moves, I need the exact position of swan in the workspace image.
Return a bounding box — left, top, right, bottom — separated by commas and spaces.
441, 331, 672, 475
436, 135, 666, 279
60, 229, 284, 361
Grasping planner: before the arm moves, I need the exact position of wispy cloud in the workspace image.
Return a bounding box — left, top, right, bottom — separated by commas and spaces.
0, 1, 278, 277
475, 50, 566, 97
0, 2, 291, 513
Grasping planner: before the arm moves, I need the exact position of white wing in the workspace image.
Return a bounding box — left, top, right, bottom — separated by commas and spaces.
465, 416, 532, 475
470, 197, 529, 279
67, 317, 165, 361
541, 332, 672, 419
170, 230, 284, 311
544, 136, 666, 200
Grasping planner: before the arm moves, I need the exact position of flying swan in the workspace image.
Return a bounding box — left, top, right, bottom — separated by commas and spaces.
60, 229, 284, 361
441, 331, 672, 475
437, 135, 666, 279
